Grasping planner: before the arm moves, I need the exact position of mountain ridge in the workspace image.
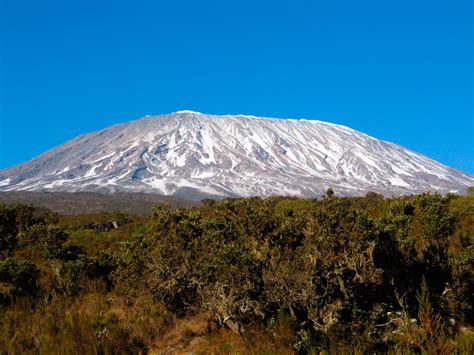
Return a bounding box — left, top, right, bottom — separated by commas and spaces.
1, 111, 472, 199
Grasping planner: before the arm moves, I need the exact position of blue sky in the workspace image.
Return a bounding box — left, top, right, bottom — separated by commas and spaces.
1, 0, 472, 173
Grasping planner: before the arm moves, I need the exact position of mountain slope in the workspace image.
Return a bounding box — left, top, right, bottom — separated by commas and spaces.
0, 111, 472, 199
0, 191, 199, 215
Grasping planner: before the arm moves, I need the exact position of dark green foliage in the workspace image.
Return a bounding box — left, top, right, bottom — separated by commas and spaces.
140, 194, 473, 351
0, 204, 57, 258
0, 194, 473, 353
89, 250, 116, 285
18, 224, 70, 259
325, 187, 334, 198
0, 205, 17, 257
0, 204, 35, 257
0, 257, 39, 301
58, 254, 92, 295
366, 191, 384, 199
58, 251, 117, 295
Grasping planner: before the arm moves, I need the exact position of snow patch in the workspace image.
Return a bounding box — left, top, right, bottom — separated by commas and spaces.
175, 110, 203, 114
389, 176, 410, 187
0, 178, 12, 187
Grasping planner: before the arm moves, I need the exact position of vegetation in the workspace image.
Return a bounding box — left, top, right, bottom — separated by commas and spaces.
0, 193, 473, 353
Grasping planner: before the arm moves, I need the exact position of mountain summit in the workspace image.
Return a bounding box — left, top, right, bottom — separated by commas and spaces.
0, 111, 472, 199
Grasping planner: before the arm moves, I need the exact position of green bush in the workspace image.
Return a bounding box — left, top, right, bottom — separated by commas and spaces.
0, 195, 473, 352
0, 257, 39, 302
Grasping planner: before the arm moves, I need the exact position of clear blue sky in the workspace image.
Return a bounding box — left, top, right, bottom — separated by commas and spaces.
1, 0, 473, 173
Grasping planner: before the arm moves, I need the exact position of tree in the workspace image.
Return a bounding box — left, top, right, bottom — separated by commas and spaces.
0, 257, 39, 299
0, 206, 17, 258
325, 188, 334, 199
366, 191, 383, 199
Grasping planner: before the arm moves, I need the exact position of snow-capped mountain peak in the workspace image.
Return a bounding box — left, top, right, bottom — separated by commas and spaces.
0, 111, 472, 199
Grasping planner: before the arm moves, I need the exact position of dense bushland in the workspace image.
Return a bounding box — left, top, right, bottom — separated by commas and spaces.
0, 193, 473, 353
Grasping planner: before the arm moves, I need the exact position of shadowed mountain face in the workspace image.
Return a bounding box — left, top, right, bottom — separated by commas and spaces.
0, 191, 199, 215
0, 111, 472, 198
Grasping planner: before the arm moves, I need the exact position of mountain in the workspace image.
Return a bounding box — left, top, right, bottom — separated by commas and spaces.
0, 191, 199, 215
0, 111, 472, 199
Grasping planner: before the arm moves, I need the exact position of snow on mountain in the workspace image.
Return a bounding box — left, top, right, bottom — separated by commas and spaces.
0, 111, 472, 199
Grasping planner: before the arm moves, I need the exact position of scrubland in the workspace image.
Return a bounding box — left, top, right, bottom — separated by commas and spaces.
1, 192, 473, 353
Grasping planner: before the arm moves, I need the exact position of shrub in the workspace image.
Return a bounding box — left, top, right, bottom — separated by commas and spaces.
0, 257, 39, 302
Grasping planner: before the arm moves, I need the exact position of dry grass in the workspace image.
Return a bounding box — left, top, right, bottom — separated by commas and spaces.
150, 312, 211, 353
149, 312, 296, 354
0, 292, 170, 354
